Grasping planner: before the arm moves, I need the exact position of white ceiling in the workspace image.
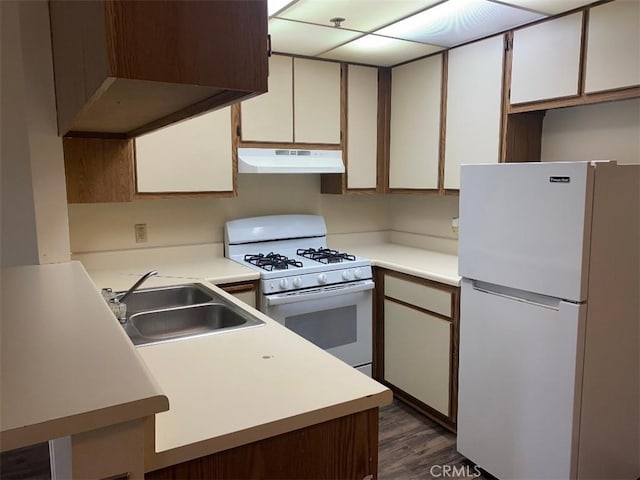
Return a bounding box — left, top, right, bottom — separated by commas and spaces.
268, 0, 596, 66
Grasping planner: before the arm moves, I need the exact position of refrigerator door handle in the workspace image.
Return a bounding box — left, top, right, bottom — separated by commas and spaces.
471, 280, 562, 310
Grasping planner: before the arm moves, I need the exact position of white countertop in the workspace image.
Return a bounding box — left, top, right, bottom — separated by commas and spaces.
73, 244, 260, 286
348, 243, 461, 286
0, 262, 168, 452
70, 240, 456, 469
135, 284, 391, 470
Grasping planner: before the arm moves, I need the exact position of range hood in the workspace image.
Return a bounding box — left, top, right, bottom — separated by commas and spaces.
237, 148, 344, 174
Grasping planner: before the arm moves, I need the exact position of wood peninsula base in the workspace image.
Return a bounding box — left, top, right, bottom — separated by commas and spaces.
146, 408, 379, 480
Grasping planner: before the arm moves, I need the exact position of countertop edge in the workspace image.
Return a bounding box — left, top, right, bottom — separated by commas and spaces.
0, 395, 169, 452
146, 389, 392, 472
370, 259, 461, 287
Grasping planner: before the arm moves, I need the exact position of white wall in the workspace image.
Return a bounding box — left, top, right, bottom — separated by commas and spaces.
541, 98, 640, 164
68, 175, 389, 253
1, 1, 39, 267
0, 1, 71, 267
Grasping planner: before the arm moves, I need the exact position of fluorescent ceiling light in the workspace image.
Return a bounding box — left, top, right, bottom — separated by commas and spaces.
268, 0, 295, 16
269, 18, 362, 56
376, 0, 545, 47
320, 34, 444, 67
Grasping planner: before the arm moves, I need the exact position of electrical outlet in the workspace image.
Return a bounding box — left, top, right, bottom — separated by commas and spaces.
451, 217, 459, 234
134, 223, 148, 243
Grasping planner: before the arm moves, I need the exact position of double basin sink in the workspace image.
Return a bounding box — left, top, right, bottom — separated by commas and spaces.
118, 284, 265, 346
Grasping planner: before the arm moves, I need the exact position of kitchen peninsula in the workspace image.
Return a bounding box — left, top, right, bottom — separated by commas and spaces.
2, 258, 392, 479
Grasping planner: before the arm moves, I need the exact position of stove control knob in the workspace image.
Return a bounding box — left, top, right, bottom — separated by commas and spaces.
279, 278, 289, 290
269, 282, 276, 291
342, 270, 352, 281
353, 268, 362, 279
293, 276, 302, 288
318, 273, 328, 284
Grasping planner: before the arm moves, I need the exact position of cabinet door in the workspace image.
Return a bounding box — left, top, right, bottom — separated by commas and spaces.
384, 300, 451, 416
585, 0, 640, 93
444, 36, 504, 190
510, 13, 583, 104
389, 54, 442, 190
347, 65, 378, 189
135, 107, 232, 193
294, 58, 341, 144
241, 55, 293, 143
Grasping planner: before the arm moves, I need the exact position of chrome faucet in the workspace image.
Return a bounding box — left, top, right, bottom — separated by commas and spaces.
118, 270, 158, 304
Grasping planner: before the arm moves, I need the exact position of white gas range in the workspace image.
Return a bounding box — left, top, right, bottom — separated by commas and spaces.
224, 215, 373, 376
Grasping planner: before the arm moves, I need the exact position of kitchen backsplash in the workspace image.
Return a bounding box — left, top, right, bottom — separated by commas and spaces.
68, 174, 393, 253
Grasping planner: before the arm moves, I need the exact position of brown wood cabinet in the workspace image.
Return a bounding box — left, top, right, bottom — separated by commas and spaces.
49, 0, 268, 138
374, 268, 460, 432
145, 408, 379, 480
218, 280, 259, 309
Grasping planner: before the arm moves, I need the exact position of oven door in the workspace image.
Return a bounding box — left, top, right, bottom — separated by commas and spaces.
261, 280, 373, 372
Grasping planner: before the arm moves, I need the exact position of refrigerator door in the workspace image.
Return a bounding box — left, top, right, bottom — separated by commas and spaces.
459, 161, 594, 302
457, 279, 586, 480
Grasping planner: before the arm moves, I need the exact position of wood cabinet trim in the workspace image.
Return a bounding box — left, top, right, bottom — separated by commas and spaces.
437, 51, 448, 194
377, 68, 391, 194
509, 85, 640, 113
499, 32, 513, 164
374, 267, 460, 430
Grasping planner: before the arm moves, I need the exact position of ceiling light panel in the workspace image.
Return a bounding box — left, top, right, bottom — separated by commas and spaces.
376, 0, 545, 47
319, 35, 444, 67
268, 0, 296, 16
269, 18, 363, 56
275, 0, 443, 32
496, 0, 595, 15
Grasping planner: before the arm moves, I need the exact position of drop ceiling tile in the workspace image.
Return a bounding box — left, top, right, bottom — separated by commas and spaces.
276, 0, 442, 32
319, 35, 444, 67
376, 0, 545, 47
269, 18, 363, 56
496, 0, 595, 15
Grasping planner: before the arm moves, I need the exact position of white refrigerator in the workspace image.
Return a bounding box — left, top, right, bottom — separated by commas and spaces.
457, 161, 639, 479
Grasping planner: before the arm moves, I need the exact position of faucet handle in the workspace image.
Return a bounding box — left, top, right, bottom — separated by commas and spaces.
108, 298, 127, 325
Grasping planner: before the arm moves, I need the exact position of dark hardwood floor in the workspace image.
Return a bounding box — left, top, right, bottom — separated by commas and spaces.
379, 399, 485, 480
0, 399, 483, 480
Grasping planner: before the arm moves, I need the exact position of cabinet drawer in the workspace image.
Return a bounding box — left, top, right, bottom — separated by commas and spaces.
384, 300, 451, 416
384, 275, 452, 318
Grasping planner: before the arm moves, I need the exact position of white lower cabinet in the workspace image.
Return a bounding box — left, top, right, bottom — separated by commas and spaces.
135, 107, 232, 193
376, 268, 459, 431
384, 300, 451, 416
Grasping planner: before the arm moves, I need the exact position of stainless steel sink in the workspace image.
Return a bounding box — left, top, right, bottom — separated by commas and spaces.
117, 284, 218, 316
116, 283, 265, 346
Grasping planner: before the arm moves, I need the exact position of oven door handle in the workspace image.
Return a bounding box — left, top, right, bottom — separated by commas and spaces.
265, 280, 374, 306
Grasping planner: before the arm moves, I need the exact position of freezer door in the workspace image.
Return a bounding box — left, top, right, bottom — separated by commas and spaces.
459, 162, 594, 302
457, 279, 586, 480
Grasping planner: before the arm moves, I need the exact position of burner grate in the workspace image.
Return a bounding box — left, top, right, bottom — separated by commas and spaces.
244, 252, 303, 271
296, 248, 356, 264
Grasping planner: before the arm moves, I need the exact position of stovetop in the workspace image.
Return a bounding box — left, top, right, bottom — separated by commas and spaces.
224, 215, 373, 293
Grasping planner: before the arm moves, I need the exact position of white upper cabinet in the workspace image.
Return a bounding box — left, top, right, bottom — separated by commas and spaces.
585, 0, 640, 93
444, 36, 504, 190
294, 58, 341, 144
389, 54, 443, 190
240, 56, 340, 145
347, 65, 378, 189
135, 107, 232, 193
510, 13, 583, 104
240, 55, 293, 143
